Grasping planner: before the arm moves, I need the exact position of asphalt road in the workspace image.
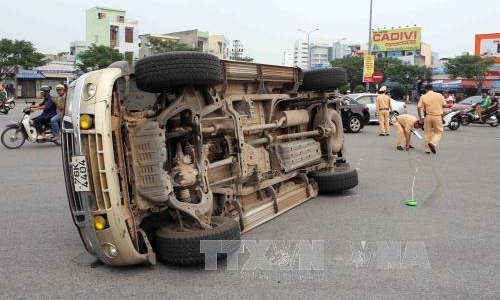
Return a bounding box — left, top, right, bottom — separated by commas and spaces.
0, 103, 499, 300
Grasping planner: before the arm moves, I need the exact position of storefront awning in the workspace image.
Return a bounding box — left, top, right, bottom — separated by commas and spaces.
461, 79, 494, 88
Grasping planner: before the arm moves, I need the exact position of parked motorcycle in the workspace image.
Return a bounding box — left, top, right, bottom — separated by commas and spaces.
0, 97, 15, 114
460, 105, 499, 127
1, 105, 60, 149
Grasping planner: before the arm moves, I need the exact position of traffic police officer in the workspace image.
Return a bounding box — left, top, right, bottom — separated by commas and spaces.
417, 84, 448, 154
375, 86, 392, 136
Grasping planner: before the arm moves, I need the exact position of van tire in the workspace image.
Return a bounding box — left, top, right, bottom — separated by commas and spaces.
135, 52, 222, 92
310, 167, 358, 193
301, 68, 347, 91
155, 216, 241, 266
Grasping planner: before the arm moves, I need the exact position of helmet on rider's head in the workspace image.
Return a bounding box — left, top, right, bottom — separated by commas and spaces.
40, 86, 51, 92
56, 84, 65, 90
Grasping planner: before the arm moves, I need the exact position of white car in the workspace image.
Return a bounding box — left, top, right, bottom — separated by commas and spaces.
345, 93, 408, 123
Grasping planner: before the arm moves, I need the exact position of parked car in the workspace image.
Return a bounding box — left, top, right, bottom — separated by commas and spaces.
341, 98, 370, 133
345, 93, 407, 123
451, 95, 483, 111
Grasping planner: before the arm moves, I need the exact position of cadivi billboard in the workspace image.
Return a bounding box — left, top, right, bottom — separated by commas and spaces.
475, 33, 500, 63
371, 27, 421, 52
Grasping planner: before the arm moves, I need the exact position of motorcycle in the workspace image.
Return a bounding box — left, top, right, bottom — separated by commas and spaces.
0, 97, 16, 114
460, 105, 499, 127
442, 109, 462, 130
1, 105, 60, 149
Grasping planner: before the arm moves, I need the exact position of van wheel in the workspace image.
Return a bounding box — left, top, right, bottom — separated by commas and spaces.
310, 167, 358, 193
301, 68, 347, 91
155, 216, 241, 266
135, 52, 222, 93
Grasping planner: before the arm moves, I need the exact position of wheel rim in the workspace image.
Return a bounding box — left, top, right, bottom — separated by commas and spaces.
349, 118, 361, 132
1, 128, 25, 149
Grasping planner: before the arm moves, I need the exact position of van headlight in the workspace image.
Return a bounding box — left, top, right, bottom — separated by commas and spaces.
83, 83, 97, 101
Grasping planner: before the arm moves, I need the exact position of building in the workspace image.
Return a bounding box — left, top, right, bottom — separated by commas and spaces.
166, 29, 209, 52
68, 41, 87, 62
85, 7, 139, 61
281, 49, 294, 67
332, 39, 363, 60
208, 35, 230, 60
138, 34, 181, 58
293, 39, 333, 70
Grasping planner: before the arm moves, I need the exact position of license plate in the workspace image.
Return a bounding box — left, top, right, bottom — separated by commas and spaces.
71, 155, 90, 192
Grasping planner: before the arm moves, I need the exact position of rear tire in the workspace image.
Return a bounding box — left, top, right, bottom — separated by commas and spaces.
1, 127, 25, 149
8, 101, 15, 109
301, 68, 347, 91
155, 216, 241, 266
461, 116, 470, 126
135, 52, 222, 93
448, 116, 460, 130
346, 115, 362, 133
310, 167, 358, 193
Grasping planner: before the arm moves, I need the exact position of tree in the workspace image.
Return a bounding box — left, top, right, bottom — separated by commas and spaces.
330, 56, 364, 90
76, 44, 124, 72
446, 54, 496, 94
0, 38, 46, 79
148, 37, 197, 53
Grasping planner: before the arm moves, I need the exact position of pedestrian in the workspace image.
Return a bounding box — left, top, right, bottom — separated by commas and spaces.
375, 86, 392, 136
417, 84, 448, 154
50, 84, 66, 143
391, 114, 419, 151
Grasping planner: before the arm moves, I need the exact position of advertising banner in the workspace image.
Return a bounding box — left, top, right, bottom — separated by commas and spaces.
362, 55, 375, 83
371, 27, 421, 52
475, 33, 500, 63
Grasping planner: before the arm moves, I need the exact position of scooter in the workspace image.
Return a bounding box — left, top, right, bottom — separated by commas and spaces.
442, 109, 462, 130
0, 98, 15, 114
1, 105, 60, 149
460, 105, 499, 127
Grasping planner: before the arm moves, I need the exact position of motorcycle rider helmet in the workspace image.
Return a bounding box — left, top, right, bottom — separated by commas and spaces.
56, 84, 65, 90
40, 86, 51, 92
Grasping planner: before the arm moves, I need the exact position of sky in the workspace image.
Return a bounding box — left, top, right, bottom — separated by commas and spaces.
1, 0, 499, 65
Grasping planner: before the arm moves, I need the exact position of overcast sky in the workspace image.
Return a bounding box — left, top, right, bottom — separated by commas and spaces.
1, 0, 498, 64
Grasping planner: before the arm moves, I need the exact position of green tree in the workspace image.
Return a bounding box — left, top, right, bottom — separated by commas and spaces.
148, 37, 197, 53
0, 38, 46, 79
330, 56, 364, 90
76, 44, 124, 72
446, 54, 496, 94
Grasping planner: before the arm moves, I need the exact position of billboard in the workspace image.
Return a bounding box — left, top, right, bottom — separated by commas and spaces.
475, 33, 500, 63
362, 55, 375, 82
371, 27, 421, 52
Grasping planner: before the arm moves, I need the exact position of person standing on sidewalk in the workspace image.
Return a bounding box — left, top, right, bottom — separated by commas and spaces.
417, 84, 448, 154
376, 86, 392, 136
392, 114, 419, 151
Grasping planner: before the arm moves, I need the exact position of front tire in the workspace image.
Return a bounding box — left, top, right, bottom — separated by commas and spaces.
346, 115, 362, 133
1, 127, 26, 149
8, 101, 15, 109
461, 116, 470, 126
155, 216, 241, 266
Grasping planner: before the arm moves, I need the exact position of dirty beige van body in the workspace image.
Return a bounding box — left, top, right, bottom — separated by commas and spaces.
62, 52, 357, 266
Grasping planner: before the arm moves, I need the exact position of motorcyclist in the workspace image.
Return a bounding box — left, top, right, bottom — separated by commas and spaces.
31, 86, 57, 139
50, 84, 66, 142
475, 93, 491, 122
0, 85, 7, 112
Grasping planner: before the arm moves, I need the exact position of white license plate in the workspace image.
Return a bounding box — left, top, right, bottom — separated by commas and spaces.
71, 155, 90, 192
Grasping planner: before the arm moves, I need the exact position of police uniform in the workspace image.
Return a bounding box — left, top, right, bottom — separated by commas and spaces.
417, 90, 446, 153
376, 86, 392, 136
392, 114, 417, 150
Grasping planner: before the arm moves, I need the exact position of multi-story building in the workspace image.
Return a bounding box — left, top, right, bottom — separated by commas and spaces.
293, 39, 333, 69
69, 41, 87, 62
281, 49, 294, 67
208, 35, 230, 59
332, 39, 363, 60
166, 29, 209, 52
138, 34, 181, 58
85, 7, 139, 61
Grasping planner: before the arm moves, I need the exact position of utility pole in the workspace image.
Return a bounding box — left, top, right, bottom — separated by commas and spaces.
298, 28, 319, 69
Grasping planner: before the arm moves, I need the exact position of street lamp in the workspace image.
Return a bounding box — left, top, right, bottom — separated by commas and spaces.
298, 28, 319, 69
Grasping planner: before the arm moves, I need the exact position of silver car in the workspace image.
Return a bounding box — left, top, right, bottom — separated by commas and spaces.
345, 93, 408, 123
